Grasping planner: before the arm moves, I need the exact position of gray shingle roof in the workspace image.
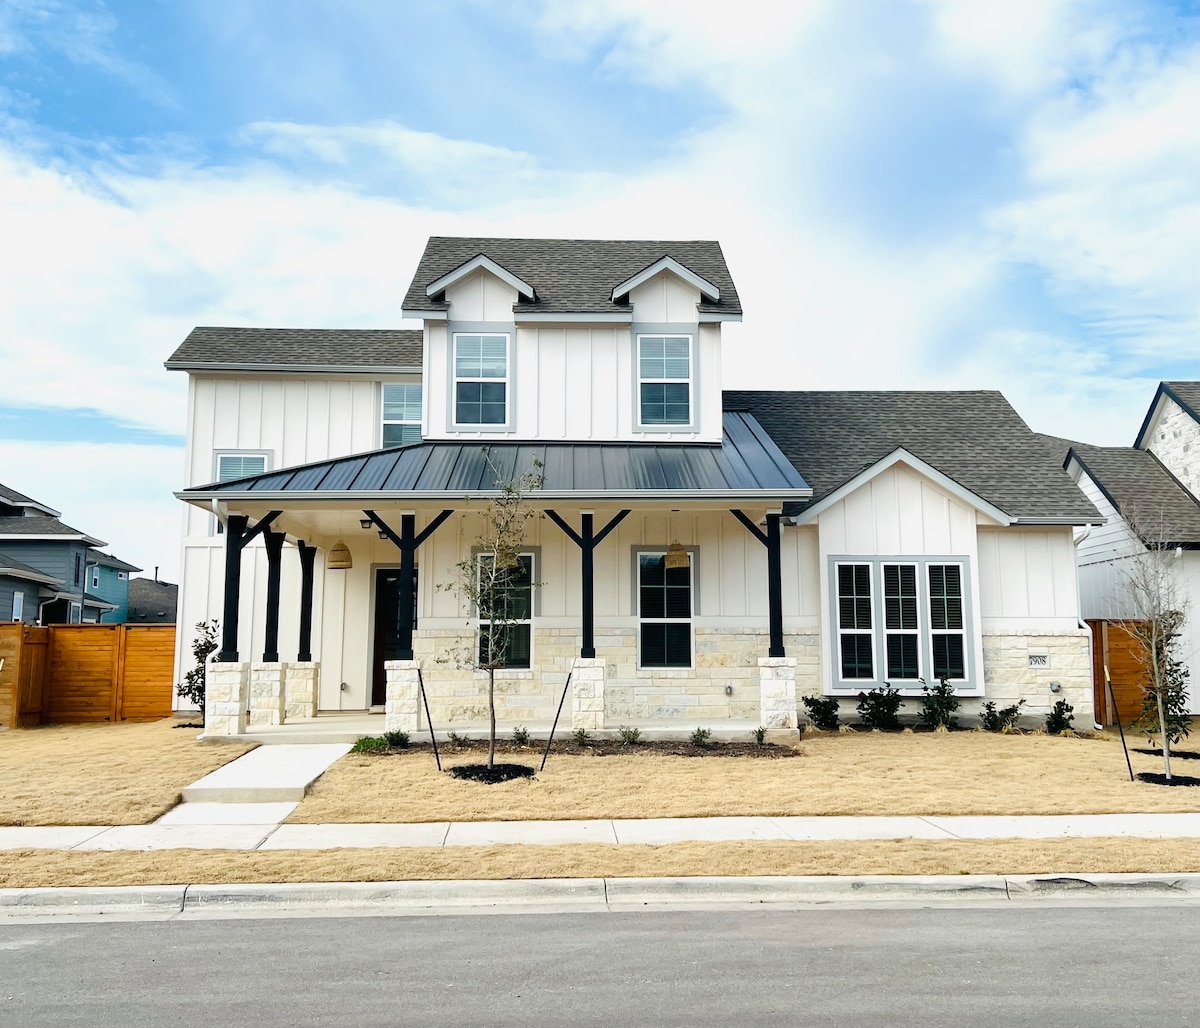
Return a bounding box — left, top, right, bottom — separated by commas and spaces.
0, 483, 59, 515
722, 390, 1102, 523
0, 516, 104, 543
86, 549, 142, 573
182, 413, 808, 500
128, 578, 179, 622
402, 237, 741, 316
1068, 442, 1200, 545
1163, 380, 1200, 415
165, 328, 423, 371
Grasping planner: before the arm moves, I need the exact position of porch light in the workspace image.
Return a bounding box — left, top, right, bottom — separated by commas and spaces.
327, 540, 353, 570
378, 530, 389, 540
664, 540, 689, 570
359, 517, 373, 530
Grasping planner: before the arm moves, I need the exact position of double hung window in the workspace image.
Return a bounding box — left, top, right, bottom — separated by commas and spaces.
836, 564, 874, 679
638, 552, 693, 668
454, 334, 508, 426
928, 565, 966, 680
11, 591, 23, 622
382, 383, 423, 445
637, 335, 691, 426
476, 553, 533, 669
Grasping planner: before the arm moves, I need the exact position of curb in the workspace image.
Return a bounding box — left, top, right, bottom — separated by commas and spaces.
3, 874, 1200, 918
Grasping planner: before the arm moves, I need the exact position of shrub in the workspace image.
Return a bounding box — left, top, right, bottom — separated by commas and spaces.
511, 725, 530, 746
178, 618, 219, 716
690, 726, 713, 748
447, 731, 471, 748
383, 730, 410, 749
752, 726, 767, 746
1130, 654, 1192, 748
980, 699, 1025, 732
1045, 699, 1075, 735
801, 695, 841, 731
351, 735, 388, 753
618, 725, 642, 745
856, 685, 904, 730
917, 677, 960, 730
572, 728, 591, 746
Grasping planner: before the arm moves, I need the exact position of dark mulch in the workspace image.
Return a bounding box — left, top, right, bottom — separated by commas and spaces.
1133, 748, 1200, 760
448, 763, 536, 784
439, 738, 800, 759
1135, 772, 1200, 787
173, 722, 204, 729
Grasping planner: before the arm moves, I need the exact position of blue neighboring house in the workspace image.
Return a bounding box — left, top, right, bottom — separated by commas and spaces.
0, 482, 140, 625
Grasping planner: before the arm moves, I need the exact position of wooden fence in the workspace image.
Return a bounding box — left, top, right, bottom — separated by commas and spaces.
1088, 619, 1149, 726
0, 623, 176, 728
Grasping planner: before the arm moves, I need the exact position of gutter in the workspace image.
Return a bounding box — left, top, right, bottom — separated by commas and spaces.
179, 488, 815, 504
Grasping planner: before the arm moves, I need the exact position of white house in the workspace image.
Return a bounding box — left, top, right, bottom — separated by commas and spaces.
167, 236, 1103, 738
1064, 381, 1200, 715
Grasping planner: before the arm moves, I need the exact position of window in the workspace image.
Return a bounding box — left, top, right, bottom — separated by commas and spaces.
216, 452, 268, 483
69, 601, 82, 624
117, 572, 127, 580
91, 567, 100, 590
382, 383, 423, 446
11, 591, 23, 622
454, 334, 508, 426
73, 554, 81, 587
476, 553, 533, 669
638, 335, 691, 426
638, 552, 693, 668
928, 564, 966, 680
883, 564, 920, 680
836, 564, 874, 680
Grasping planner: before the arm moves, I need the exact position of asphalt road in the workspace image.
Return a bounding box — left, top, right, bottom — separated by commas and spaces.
1, 905, 1196, 1026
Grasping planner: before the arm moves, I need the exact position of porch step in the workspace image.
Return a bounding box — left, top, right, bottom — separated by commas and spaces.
181, 744, 352, 803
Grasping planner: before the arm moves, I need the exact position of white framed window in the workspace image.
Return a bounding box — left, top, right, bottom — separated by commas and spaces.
637, 334, 692, 427
11, 591, 23, 622
835, 563, 875, 681
69, 601, 82, 624
476, 552, 533, 669
90, 567, 100, 590
454, 333, 508, 426
117, 572, 127, 580
637, 551, 694, 669
382, 383, 423, 446
212, 451, 271, 536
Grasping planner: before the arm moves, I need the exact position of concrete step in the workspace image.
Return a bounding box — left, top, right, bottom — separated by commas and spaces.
181, 744, 351, 803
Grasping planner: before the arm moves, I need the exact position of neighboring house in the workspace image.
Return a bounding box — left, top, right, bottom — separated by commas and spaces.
0, 482, 134, 624
168, 236, 1102, 736
1062, 381, 1200, 714
85, 550, 143, 623
127, 577, 179, 623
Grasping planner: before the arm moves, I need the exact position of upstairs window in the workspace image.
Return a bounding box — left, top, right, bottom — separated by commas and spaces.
382, 383, 423, 446
638, 335, 692, 427
454, 333, 508, 426
90, 566, 100, 590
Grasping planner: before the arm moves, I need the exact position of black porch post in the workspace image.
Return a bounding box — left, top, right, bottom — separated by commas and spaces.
397, 514, 417, 661
296, 541, 316, 662
262, 528, 285, 662
218, 515, 248, 662
766, 513, 785, 658
580, 513, 595, 658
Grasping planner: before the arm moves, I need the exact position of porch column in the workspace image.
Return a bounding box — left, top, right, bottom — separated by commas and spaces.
296, 540, 316, 661
544, 509, 630, 659
262, 528, 285, 663
218, 515, 248, 662
730, 509, 786, 658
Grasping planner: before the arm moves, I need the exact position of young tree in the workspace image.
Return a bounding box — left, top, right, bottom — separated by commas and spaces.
178, 618, 219, 721
448, 453, 544, 770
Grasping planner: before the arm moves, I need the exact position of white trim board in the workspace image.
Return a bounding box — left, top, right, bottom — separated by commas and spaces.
425, 255, 535, 301
611, 256, 720, 304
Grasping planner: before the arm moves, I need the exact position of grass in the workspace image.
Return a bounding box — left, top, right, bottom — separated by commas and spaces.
289, 730, 1197, 824
0, 837, 1195, 889
0, 719, 255, 826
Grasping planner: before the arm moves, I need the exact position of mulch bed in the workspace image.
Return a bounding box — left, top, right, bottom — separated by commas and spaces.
443, 739, 801, 759
448, 763, 536, 784
1135, 772, 1200, 787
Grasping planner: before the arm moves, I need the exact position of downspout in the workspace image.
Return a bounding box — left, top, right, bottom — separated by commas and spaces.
1073, 524, 1103, 730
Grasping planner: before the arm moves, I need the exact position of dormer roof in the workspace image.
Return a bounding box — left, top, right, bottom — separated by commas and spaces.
1134, 380, 1200, 449
403, 237, 741, 320
0, 482, 60, 518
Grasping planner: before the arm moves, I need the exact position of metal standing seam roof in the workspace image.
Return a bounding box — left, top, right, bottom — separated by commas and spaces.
181, 413, 810, 501
165, 328, 424, 371
403, 237, 742, 317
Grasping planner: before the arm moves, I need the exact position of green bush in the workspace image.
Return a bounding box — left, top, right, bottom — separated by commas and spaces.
801, 695, 841, 731
511, 725, 530, 746
856, 685, 904, 730
917, 677, 960, 730
752, 726, 767, 746
351, 735, 388, 753
1045, 699, 1075, 735
618, 725, 642, 745
446, 731, 471, 748
1131, 649, 1192, 747
980, 699, 1025, 732
690, 726, 712, 748
383, 730, 410, 749
572, 727, 591, 746
178, 618, 219, 716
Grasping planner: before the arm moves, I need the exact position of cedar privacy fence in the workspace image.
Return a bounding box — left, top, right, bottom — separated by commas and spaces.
0, 623, 176, 728
1087, 618, 1150, 726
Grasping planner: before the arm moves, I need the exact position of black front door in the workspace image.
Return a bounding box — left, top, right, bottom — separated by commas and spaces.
372, 566, 417, 707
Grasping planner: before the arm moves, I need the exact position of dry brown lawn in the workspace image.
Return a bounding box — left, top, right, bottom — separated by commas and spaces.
1, 837, 1196, 889
0, 719, 254, 826
290, 731, 1198, 824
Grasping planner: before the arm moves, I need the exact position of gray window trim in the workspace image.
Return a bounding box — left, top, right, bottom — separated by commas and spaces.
447, 323, 517, 433
631, 324, 699, 433
631, 545, 699, 670
826, 555, 977, 694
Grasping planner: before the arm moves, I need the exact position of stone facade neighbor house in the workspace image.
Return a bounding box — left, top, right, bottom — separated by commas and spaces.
1063, 381, 1200, 714
167, 236, 1102, 737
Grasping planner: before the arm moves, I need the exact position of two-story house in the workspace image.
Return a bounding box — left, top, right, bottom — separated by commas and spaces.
169, 236, 1102, 737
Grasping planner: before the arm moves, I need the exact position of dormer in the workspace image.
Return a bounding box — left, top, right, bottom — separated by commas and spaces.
402, 237, 742, 444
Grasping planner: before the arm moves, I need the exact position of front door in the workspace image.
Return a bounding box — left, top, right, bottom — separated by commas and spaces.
371, 566, 417, 707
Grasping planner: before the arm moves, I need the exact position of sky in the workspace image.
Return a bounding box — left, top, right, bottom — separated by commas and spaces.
0, 0, 1197, 581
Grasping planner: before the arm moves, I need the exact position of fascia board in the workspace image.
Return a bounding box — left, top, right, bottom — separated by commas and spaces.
611, 256, 720, 303
402, 308, 447, 320
425, 255, 535, 300
177, 487, 814, 505
698, 312, 742, 323
791, 448, 1015, 526
0, 533, 106, 545
0, 566, 62, 586
165, 362, 423, 375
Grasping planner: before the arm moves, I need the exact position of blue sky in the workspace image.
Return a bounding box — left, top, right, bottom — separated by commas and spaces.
0, 0, 1197, 577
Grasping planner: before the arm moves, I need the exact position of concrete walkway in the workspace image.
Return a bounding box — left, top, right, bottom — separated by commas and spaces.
180, 744, 351, 803
2, 812, 1198, 852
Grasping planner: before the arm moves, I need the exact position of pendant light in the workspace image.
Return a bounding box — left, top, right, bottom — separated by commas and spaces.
664, 540, 689, 570
327, 540, 353, 570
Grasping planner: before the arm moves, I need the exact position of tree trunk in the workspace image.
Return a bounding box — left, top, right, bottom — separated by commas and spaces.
488, 666, 497, 769
1155, 688, 1172, 781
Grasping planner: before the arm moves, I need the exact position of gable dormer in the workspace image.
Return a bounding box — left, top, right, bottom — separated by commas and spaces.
402, 237, 741, 444
1133, 380, 1200, 499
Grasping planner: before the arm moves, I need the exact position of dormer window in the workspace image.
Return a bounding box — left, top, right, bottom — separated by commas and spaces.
454, 333, 509, 426
638, 335, 692, 427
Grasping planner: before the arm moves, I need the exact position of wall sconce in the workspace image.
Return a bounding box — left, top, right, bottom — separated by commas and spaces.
359, 517, 373, 530
378, 530, 389, 540
327, 541, 353, 569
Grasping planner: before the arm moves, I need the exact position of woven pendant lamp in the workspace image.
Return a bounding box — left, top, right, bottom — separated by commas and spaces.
664, 540, 689, 570
326, 540, 353, 570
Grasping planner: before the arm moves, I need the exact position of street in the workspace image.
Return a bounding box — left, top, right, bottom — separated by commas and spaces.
2, 904, 1196, 1026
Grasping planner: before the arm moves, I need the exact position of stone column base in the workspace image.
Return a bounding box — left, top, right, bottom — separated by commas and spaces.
205, 661, 249, 736
249, 662, 287, 727
284, 661, 320, 721
571, 657, 606, 731
759, 656, 798, 729
384, 659, 420, 734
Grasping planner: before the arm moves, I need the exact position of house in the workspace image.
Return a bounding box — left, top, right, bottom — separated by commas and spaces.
1062, 381, 1200, 717
0, 482, 136, 624
85, 550, 143, 622
168, 236, 1102, 737
127, 576, 179, 623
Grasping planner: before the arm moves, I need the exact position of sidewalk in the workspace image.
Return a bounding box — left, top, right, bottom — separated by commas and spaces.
3, 812, 1199, 852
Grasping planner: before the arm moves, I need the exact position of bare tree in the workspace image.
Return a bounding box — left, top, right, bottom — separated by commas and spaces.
447, 453, 544, 770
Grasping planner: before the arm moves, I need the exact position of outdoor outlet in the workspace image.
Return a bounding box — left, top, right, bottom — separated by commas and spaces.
724, 684, 733, 696
1049, 681, 1061, 693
